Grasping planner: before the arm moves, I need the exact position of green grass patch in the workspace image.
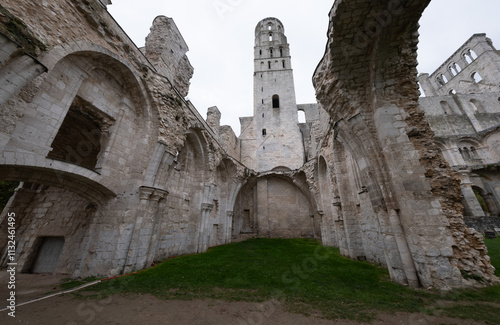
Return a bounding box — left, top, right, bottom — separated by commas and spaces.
81, 238, 500, 323
60, 276, 100, 291
485, 237, 500, 276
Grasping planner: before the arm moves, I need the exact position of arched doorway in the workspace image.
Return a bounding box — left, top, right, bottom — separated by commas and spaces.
232, 174, 318, 240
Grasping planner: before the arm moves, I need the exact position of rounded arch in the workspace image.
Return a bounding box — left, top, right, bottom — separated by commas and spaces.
457, 138, 482, 162
38, 42, 155, 120
231, 172, 318, 240
0, 163, 115, 205
0, 44, 157, 204
472, 186, 493, 216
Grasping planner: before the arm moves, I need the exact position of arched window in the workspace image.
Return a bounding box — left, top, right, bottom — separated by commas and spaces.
472, 72, 483, 83
262, 129, 267, 136
268, 23, 272, 30
272, 94, 280, 108
437, 76, 445, 86
449, 65, 457, 76
282, 60, 286, 68
279, 47, 283, 57
470, 99, 485, 113
441, 74, 448, 84
463, 49, 477, 64
454, 62, 462, 73
270, 48, 273, 57
440, 101, 453, 114
298, 110, 306, 123
269, 33, 273, 41
268, 61, 271, 69
449, 89, 457, 95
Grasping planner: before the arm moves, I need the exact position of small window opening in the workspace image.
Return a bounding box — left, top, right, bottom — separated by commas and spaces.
282, 60, 286, 68
259, 49, 262, 55
440, 101, 453, 114
270, 48, 273, 57
472, 72, 483, 83
437, 76, 445, 86
441, 74, 448, 84
454, 63, 462, 73
268, 61, 271, 69
262, 129, 267, 136
262, 113, 264, 118
298, 110, 306, 123
272, 94, 280, 108
449, 89, 457, 95
269, 33, 273, 41
449, 66, 457, 76
268, 23, 272, 30
280, 48, 283, 57
48, 99, 104, 170
464, 53, 473, 64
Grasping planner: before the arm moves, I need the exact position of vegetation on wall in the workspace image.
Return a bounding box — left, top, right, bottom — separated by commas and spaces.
0, 181, 18, 212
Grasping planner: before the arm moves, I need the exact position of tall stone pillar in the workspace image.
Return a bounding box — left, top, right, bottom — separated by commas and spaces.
197, 203, 214, 252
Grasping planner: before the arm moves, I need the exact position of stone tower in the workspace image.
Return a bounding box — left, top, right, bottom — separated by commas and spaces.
251, 17, 304, 172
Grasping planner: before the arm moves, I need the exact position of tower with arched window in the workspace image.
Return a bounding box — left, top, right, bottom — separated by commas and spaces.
239, 17, 304, 172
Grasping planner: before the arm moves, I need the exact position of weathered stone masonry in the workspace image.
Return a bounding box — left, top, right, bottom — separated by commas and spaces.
312, 0, 496, 288
0, 0, 497, 290
0, 0, 247, 278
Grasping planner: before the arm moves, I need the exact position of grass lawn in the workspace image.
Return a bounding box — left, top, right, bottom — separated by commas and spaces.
82, 238, 500, 323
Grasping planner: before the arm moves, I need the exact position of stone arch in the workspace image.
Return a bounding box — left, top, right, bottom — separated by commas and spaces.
471, 185, 494, 216
434, 141, 457, 167
167, 129, 206, 209
457, 138, 482, 162
1, 43, 156, 197
313, 0, 497, 288
0, 44, 160, 277
232, 173, 317, 241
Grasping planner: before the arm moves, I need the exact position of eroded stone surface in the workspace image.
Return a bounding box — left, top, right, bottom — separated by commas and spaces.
0, 0, 497, 290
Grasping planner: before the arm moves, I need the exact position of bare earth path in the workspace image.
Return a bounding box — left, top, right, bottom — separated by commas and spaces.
0, 273, 488, 325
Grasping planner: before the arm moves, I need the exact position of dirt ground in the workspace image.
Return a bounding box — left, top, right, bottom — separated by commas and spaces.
0, 273, 488, 325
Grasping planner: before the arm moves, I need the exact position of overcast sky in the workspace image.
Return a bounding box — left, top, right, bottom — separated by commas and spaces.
108, 1, 500, 135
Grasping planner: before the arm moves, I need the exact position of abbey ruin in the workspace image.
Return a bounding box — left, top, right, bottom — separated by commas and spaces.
0, 0, 498, 290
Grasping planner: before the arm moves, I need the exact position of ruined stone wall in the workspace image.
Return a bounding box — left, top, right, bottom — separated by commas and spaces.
417, 34, 500, 230
312, 0, 496, 289
0, 0, 247, 278
232, 172, 320, 240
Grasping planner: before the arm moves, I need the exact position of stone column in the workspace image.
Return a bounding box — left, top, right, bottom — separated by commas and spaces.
124, 186, 167, 273
144, 189, 168, 267
225, 211, 234, 244
256, 178, 269, 237
197, 203, 214, 252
